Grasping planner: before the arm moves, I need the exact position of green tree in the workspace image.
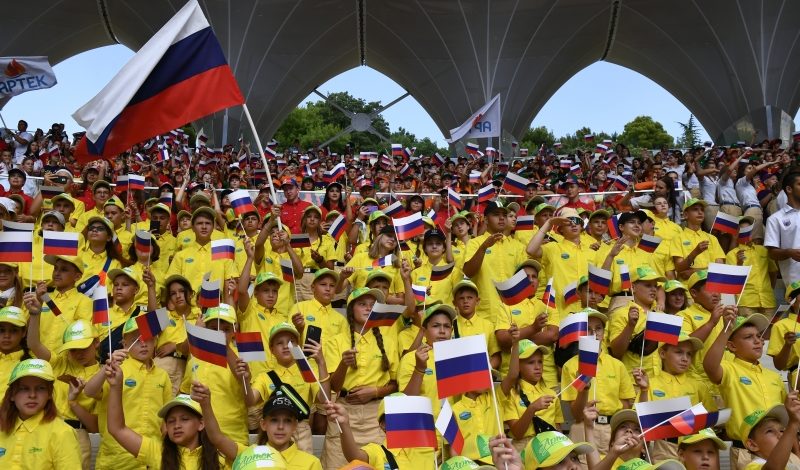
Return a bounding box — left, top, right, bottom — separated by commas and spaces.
676, 115, 701, 149
618, 116, 674, 149
520, 126, 555, 151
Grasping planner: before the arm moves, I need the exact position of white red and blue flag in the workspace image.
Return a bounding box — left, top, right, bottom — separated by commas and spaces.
494, 270, 535, 306
644, 311, 683, 345
0, 232, 33, 263
516, 215, 535, 230
198, 277, 220, 308
186, 323, 228, 368
412, 284, 427, 303
385, 395, 437, 449
638, 234, 661, 253
362, 303, 406, 330
588, 265, 612, 295
502, 172, 528, 196
42, 231, 79, 257
542, 278, 556, 309
563, 280, 579, 306
636, 396, 693, 440
327, 214, 346, 242
477, 184, 495, 204
559, 312, 588, 347
620, 264, 632, 291
235, 332, 266, 362
435, 399, 465, 455
578, 336, 600, 377
135, 308, 170, 341
706, 263, 751, 295
429, 263, 455, 282
433, 335, 492, 398
289, 341, 317, 383
393, 213, 425, 241
448, 188, 462, 210
711, 212, 740, 236
229, 190, 257, 217
210, 239, 236, 261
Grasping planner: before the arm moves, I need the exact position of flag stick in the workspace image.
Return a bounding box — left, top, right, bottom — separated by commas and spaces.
126, 336, 140, 351
635, 413, 653, 463
28, 259, 33, 291
485, 350, 510, 470
232, 322, 249, 395
108, 322, 112, 360
634, 408, 692, 439
242, 103, 282, 230
640, 329, 645, 369
760, 305, 786, 338
733, 267, 752, 308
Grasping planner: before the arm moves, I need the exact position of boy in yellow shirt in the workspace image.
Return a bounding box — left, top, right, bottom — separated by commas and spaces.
725, 217, 777, 315
767, 280, 800, 386
741, 394, 800, 470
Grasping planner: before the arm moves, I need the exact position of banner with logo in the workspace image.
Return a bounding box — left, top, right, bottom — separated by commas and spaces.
448, 94, 501, 142
0, 56, 57, 109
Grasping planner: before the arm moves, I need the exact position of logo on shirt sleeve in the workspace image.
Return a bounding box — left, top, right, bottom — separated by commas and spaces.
459, 411, 472, 420
739, 376, 752, 385
124, 378, 137, 387
653, 390, 666, 397
186, 258, 194, 264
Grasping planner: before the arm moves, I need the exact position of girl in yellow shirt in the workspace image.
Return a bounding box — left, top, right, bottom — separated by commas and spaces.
125, 236, 164, 307
77, 216, 124, 285
0, 359, 81, 469
0, 306, 31, 398
295, 205, 336, 301
155, 274, 199, 395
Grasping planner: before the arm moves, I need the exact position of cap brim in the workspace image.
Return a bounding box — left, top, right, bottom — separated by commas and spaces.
653, 460, 687, 470
732, 313, 770, 334
537, 442, 593, 468
157, 401, 202, 419
680, 434, 727, 450
56, 338, 94, 354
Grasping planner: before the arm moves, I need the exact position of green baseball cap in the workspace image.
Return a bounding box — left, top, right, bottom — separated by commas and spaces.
729, 313, 770, 336
366, 270, 393, 285
682, 198, 708, 211
107, 267, 140, 289
423, 304, 457, 325
268, 322, 300, 344
57, 320, 97, 354
440, 456, 479, 470
741, 405, 789, 439
686, 270, 708, 289
663, 331, 703, 352
518, 339, 550, 359
610, 409, 639, 438
9, 359, 55, 385
533, 203, 556, 216
785, 280, 800, 303
663, 280, 687, 293
347, 287, 385, 306
191, 206, 216, 223
43, 254, 84, 273
632, 265, 665, 283
122, 316, 140, 335
231, 445, 287, 470
203, 303, 237, 325
578, 307, 608, 324
0, 306, 27, 327
521, 431, 593, 469
148, 203, 171, 216
368, 210, 389, 224
254, 272, 283, 287
617, 458, 686, 470
516, 259, 542, 273
452, 279, 479, 297
158, 393, 203, 418
312, 268, 339, 284
677, 428, 727, 450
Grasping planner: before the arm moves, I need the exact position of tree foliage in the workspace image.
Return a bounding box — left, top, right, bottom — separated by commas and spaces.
618, 115, 674, 149
676, 114, 701, 149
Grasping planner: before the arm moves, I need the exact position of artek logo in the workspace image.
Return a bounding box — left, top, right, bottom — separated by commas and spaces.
4, 60, 25, 78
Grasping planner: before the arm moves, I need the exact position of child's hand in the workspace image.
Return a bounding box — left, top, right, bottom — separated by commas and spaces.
488, 435, 523, 470
190, 381, 212, 406
304, 339, 324, 364
533, 314, 548, 334
68, 377, 86, 402
509, 324, 520, 344
291, 312, 305, 332
35, 281, 47, 299
233, 358, 251, 381
415, 343, 431, 369
345, 386, 378, 405
243, 238, 255, 258
722, 306, 738, 328
401, 259, 412, 279
632, 368, 649, 390
340, 267, 354, 279
609, 435, 640, 457
110, 349, 128, 365
786, 391, 800, 423
583, 400, 599, 423
627, 306, 640, 327
142, 267, 156, 288
103, 361, 123, 387
785, 331, 798, 346
342, 348, 357, 368
325, 401, 349, 425
22, 291, 41, 315
531, 395, 554, 411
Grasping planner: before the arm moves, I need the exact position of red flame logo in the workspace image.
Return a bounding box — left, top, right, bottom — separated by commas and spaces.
4, 59, 25, 78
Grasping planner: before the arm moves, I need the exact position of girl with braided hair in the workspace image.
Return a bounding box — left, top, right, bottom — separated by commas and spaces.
321, 287, 399, 469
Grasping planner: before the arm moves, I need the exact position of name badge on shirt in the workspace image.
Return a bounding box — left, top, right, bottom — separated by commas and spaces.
739, 376, 752, 385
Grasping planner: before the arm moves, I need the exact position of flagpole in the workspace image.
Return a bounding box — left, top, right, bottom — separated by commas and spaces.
241, 103, 282, 230
734, 268, 752, 307
635, 413, 653, 463
485, 350, 510, 470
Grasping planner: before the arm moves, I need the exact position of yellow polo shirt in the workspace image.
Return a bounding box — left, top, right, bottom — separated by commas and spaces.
256, 247, 297, 317
95, 357, 171, 470
126, 262, 165, 307
292, 298, 346, 344
464, 233, 528, 323
279, 442, 322, 470
27, 288, 92, 353
18, 233, 52, 286
251, 361, 319, 409
234, 233, 259, 277
157, 307, 200, 351
398, 347, 442, 416
363, 442, 434, 470
295, 234, 336, 270
137, 435, 229, 468
493, 298, 559, 386
325, 328, 398, 391
239, 300, 285, 374
0, 350, 24, 398
669, 227, 725, 273
652, 216, 682, 242
607, 301, 661, 377
174, 228, 226, 253
767, 314, 800, 374
725, 245, 777, 309
392, 317, 421, 360
0, 412, 81, 468
451, 238, 468, 271
166, 240, 238, 294
678, 303, 730, 386
74, 206, 103, 233
560, 352, 635, 416
76, 250, 122, 285
150, 230, 177, 275
98, 304, 141, 341
451, 391, 501, 461
411, 260, 460, 306
113, 225, 133, 255
595, 243, 657, 296
719, 357, 786, 441
345, 252, 403, 293
455, 316, 499, 356
502, 379, 565, 437
645, 370, 715, 411
539, 238, 597, 312
50, 354, 100, 421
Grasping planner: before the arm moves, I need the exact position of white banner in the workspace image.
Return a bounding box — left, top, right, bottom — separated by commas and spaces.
448, 94, 501, 142
0, 57, 57, 108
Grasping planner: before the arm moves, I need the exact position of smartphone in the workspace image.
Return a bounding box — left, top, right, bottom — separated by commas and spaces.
149, 220, 160, 233
304, 325, 322, 357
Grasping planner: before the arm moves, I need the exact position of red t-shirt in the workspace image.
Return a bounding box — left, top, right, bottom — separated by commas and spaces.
280, 198, 311, 234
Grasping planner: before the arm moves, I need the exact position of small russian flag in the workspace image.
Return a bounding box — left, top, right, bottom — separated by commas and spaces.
383, 200, 405, 218
127, 174, 145, 192
432, 153, 446, 167
560, 159, 572, 169
595, 143, 608, 153
391, 143, 403, 157
636, 396, 693, 440
327, 214, 347, 242
235, 331, 267, 362
198, 278, 221, 308
559, 312, 589, 347
465, 142, 480, 156
398, 164, 413, 177
502, 172, 529, 196
588, 265, 612, 296
612, 175, 629, 191
393, 213, 425, 241
607, 215, 621, 239
41, 293, 62, 316
516, 215, 535, 230
620, 264, 632, 291
1, 221, 34, 232
159, 192, 173, 208
738, 224, 753, 245
477, 184, 495, 204
572, 374, 592, 391
433, 335, 492, 398
42, 231, 79, 257
584, 134, 594, 142
494, 270, 535, 306
290, 341, 317, 383
542, 278, 556, 309
134, 230, 152, 255
92, 283, 109, 325
135, 308, 170, 341
324, 163, 346, 183
711, 212, 740, 235
279, 259, 295, 283
570, 163, 583, 176
690, 409, 731, 432
563, 280, 579, 306
638, 234, 661, 253
229, 190, 257, 217
644, 311, 683, 345
412, 284, 427, 303
0, 232, 33, 263
372, 255, 394, 268
485, 147, 498, 158
211, 239, 236, 261
186, 323, 229, 368
553, 142, 562, 148
706, 263, 751, 295
448, 188, 463, 210
469, 171, 482, 185
668, 403, 706, 436
435, 399, 465, 455
385, 395, 437, 449
578, 336, 600, 377
289, 234, 311, 249
430, 263, 455, 282
363, 303, 406, 330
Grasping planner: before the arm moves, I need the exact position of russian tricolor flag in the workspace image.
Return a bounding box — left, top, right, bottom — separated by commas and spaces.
572, 374, 593, 391
385, 395, 437, 449
412, 284, 427, 303
612, 175, 629, 191
516, 215, 535, 231
578, 336, 600, 377
690, 408, 731, 432
432, 153, 446, 166
127, 174, 146, 192
363, 303, 406, 330
372, 255, 394, 268
434, 335, 493, 398
477, 184, 495, 204
563, 280, 579, 305
186, 323, 229, 368
620, 264, 632, 291
2, 221, 34, 232
448, 188, 463, 210
542, 278, 556, 309
398, 163, 412, 178
584, 134, 595, 142
72, 0, 244, 158
644, 311, 683, 344
383, 200, 405, 218
465, 142, 480, 156
595, 143, 608, 153
638, 234, 661, 253
134, 230, 152, 255
42, 231, 79, 257
429, 263, 455, 282
738, 224, 753, 245
280, 259, 295, 282
0, 232, 33, 263
135, 308, 170, 341
211, 239, 236, 261
92, 283, 110, 325
198, 278, 220, 308
559, 312, 588, 347
289, 234, 311, 249
290, 342, 317, 383
391, 143, 403, 157
436, 399, 464, 455
469, 171, 482, 185
327, 214, 347, 241
636, 396, 693, 440
668, 403, 706, 436
41, 293, 62, 317
229, 190, 257, 217
607, 215, 621, 239
159, 191, 173, 208
235, 331, 266, 362
393, 213, 425, 241
502, 172, 529, 196
588, 265, 612, 295
711, 212, 740, 235
493, 270, 535, 306
706, 263, 751, 295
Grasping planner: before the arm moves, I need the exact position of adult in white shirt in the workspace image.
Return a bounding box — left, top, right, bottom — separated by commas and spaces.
10, 120, 32, 163
736, 159, 778, 240
766, 169, 800, 285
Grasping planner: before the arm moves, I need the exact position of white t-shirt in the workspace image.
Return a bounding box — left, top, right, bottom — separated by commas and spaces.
765, 206, 800, 283
735, 176, 760, 207
718, 176, 739, 205
12, 131, 32, 162
700, 175, 718, 203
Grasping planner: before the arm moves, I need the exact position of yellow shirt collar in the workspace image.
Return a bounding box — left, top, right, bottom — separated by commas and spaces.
14, 410, 44, 433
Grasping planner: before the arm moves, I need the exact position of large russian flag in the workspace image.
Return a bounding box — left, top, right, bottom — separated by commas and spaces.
502, 172, 529, 196
42, 231, 79, 256
384, 395, 437, 449
559, 312, 588, 347
636, 396, 693, 440
186, 323, 229, 368
711, 212, 740, 235
433, 335, 493, 398
706, 263, 751, 295
0, 232, 33, 263
72, 0, 244, 158
229, 190, 257, 217
393, 213, 425, 241
644, 311, 683, 344
493, 270, 535, 305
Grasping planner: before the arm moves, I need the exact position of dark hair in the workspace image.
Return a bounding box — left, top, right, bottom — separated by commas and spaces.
163, 278, 194, 307
0, 380, 56, 433
256, 408, 298, 446
346, 301, 390, 372
160, 415, 220, 470
781, 170, 800, 193
321, 186, 347, 212
127, 236, 160, 264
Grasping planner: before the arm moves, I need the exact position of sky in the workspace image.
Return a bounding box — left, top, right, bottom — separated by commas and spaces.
3, 44, 797, 146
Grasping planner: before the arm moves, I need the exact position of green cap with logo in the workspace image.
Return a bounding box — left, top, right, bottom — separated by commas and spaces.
0, 306, 27, 327
268, 322, 300, 344
347, 287, 385, 306
677, 428, 727, 450
533, 203, 556, 216
231, 444, 287, 470
366, 269, 393, 286
440, 456, 480, 470
107, 267, 140, 289
518, 340, 550, 359
786, 280, 800, 303
686, 270, 708, 289
9, 358, 55, 385
254, 271, 283, 287
617, 458, 686, 470
577, 307, 608, 324
122, 316, 140, 335
682, 198, 707, 211
729, 313, 770, 336
313, 268, 339, 284
57, 319, 98, 354
663, 280, 687, 293
368, 210, 389, 224
158, 393, 203, 418
521, 431, 593, 469
203, 303, 237, 325
423, 304, 457, 325
632, 265, 665, 283
741, 405, 788, 439
452, 279, 479, 297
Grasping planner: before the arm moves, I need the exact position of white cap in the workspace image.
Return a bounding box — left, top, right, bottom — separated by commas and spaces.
0, 197, 17, 214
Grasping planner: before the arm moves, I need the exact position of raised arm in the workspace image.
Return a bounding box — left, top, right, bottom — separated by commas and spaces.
191, 381, 240, 462
104, 361, 144, 458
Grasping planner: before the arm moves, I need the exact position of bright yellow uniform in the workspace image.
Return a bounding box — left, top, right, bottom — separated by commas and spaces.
725, 245, 777, 309
767, 313, 800, 383
645, 370, 715, 411
0, 411, 81, 469
76, 250, 122, 285
451, 391, 501, 461
718, 357, 786, 441
560, 352, 635, 416
397, 348, 442, 416
292, 298, 346, 343
256, 247, 297, 317
669, 227, 725, 273
27, 289, 92, 353
595, 243, 656, 296
279, 442, 322, 470
238, 300, 285, 373
174, 228, 225, 253
18, 233, 52, 286
149, 230, 177, 275
136, 435, 228, 469
325, 328, 398, 391
0, 351, 24, 398
410, 260, 459, 306
345, 252, 403, 293
607, 301, 662, 377
464, 233, 528, 322
166, 241, 238, 293
49, 354, 100, 421
362, 442, 434, 470
502, 379, 565, 437
678, 303, 729, 386
538, 238, 596, 312
494, 298, 559, 386
295, 234, 336, 270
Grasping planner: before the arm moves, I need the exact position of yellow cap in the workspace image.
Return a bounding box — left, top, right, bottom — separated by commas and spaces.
8, 359, 54, 385
231, 445, 287, 469
158, 394, 203, 418
677, 428, 727, 450
0, 306, 27, 327
57, 320, 97, 354
521, 431, 593, 469
203, 303, 237, 325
